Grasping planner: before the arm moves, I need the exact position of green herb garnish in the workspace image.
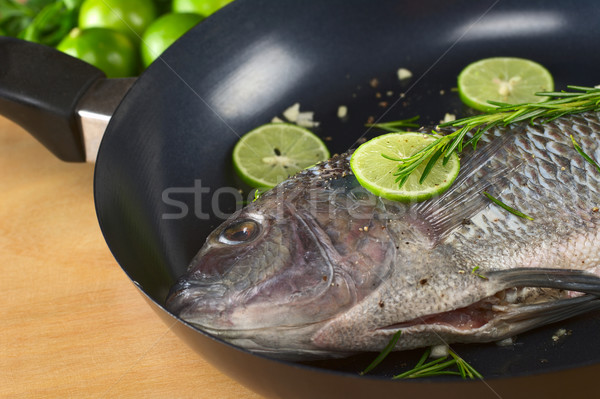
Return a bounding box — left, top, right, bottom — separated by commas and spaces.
382, 86, 600, 187
252, 187, 269, 202
366, 115, 421, 132
471, 266, 488, 280
570, 135, 600, 173
394, 347, 482, 379
483, 191, 534, 221
362, 343, 483, 380
360, 330, 402, 375
393, 348, 457, 379
447, 349, 484, 380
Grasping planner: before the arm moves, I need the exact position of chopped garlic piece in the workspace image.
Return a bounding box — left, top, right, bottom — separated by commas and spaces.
552, 328, 570, 342
397, 68, 413, 80
442, 113, 456, 123
283, 102, 301, 122
297, 120, 320, 128
296, 111, 320, 128
429, 344, 449, 358
271, 116, 284, 123
337, 105, 348, 119
495, 337, 515, 347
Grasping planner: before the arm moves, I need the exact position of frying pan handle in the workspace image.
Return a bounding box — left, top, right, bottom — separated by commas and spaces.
0, 36, 105, 162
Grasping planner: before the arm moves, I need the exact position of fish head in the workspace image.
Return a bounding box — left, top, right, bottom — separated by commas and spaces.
166, 180, 395, 357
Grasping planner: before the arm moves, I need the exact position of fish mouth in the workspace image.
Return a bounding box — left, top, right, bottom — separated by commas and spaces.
167, 275, 348, 358
176, 316, 345, 359
166, 275, 347, 341
165, 278, 236, 330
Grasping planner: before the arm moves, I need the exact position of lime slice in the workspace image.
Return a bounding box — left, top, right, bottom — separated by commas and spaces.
350, 133, 460, 202
233, 123, 330, 188
458, 57, 554, 112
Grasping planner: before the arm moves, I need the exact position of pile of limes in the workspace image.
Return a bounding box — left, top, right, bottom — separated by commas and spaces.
54, 0, 232, 77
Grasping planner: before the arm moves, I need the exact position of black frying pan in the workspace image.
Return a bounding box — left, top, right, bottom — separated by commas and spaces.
2, 0, 600, 397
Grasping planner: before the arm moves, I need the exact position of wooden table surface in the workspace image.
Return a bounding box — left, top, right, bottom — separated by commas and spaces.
0, 116, 262, 398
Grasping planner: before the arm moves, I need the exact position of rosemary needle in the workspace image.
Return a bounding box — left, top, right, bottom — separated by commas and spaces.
393, 356, 458, 379
570, 135, 600, 173
366, 116, 421, 132
471, 266, 488, 280
449, 350, 484, 380
483, 191, 534, 221
360, 330, 402, 375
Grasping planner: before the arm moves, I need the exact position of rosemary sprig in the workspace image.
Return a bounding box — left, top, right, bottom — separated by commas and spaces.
383, 86, 600, 187
361, 338, 483, 380
393, 347, 482, 380
392, 348, 458, 379
483, 191, 534, 221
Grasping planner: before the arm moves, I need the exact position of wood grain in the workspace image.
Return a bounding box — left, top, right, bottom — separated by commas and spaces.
0, 116, 262, 398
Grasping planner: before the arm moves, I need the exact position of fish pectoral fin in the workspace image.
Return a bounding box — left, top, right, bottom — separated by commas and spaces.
492, 294, 600, 332
410, 133, 521, 242
487, 267, 600, 296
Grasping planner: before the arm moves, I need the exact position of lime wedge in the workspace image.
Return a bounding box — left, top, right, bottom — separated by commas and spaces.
350, 133, 460, 202
458, 57, 554, 112
233, 123, 330, 188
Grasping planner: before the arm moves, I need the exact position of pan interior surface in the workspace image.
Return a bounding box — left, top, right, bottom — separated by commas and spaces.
93, 0, 600, 393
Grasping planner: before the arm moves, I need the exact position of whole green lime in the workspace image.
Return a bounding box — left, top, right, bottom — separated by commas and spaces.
57, 28, 139, 78
78, 0, 157, 42
172, 0, 233, 16
140, 12, 204, 67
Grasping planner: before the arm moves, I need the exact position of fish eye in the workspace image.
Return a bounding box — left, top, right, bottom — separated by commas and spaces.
218, 219, 260, 245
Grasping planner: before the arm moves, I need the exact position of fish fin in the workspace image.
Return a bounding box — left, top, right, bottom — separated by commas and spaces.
494, 294, 600, 332
487, 267, 600, 296
411, 132, 522, 243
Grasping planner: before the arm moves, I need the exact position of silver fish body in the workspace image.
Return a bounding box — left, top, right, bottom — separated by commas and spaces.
167, 112, 600, 359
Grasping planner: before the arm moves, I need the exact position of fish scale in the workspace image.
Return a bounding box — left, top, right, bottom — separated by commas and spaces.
168, 112, 600, 359
449, 114, 600, 271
